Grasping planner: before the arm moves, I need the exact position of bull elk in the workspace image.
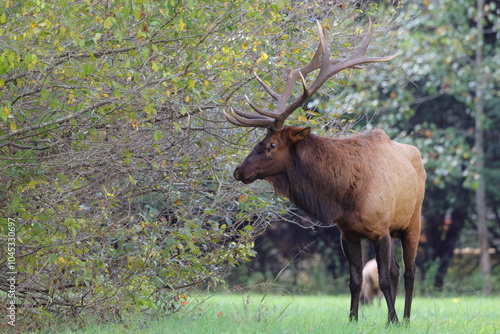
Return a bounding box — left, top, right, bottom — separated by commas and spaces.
224, 20, 426, 324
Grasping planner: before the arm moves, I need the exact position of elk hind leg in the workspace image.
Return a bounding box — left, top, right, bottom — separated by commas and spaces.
401, 230, 419, 323
374, 233, 399, 324
390, 243, 400, 306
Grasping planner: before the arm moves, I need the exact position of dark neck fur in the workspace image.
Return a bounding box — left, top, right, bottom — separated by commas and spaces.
266, 134, 359, 225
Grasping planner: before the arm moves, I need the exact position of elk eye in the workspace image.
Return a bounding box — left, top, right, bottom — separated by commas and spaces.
268, 143, 276, 150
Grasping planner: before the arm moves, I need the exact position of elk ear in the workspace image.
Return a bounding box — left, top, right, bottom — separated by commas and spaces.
289, 127, 311, 143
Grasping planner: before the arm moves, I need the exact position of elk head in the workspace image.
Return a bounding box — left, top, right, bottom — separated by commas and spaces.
225, 20, 397, 183
233, 126, 311, 184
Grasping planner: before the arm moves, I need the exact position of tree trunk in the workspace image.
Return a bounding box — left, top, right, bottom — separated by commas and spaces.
474, 0, 492, 296
434, 208, 467, 289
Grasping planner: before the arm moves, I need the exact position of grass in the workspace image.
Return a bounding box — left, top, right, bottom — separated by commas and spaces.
52, 293, 500, 334
157, 295, 500, 334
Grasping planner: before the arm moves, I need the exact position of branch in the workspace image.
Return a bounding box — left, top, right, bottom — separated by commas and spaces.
0, 99, 118, 148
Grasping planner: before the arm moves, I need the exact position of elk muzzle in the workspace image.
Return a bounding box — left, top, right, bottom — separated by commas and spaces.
233, 167, 243, 181
233, 165, 256, 184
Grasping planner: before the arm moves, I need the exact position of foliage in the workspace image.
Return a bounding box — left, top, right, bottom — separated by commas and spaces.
341, 0, 499, 188
0, 0, 282, 330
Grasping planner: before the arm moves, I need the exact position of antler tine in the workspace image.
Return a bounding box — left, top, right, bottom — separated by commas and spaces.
235, 100, 274, 120
245, 95, 282, 119
223, 108, 275, 128
349, 18, 399, 63
298, 71, 310, 95
253, 71, 279, 101
353, 18, 375, 58
298, 21, 329, 75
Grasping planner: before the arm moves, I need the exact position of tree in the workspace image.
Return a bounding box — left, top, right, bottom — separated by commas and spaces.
474, 0, 492, 296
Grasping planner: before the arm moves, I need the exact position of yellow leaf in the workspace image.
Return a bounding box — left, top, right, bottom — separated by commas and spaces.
27, 180, 40, 190
67, 93, 76, 104
131, 119, 139, 130
104, 16, 114, 29
185, 95, 190, 102
178, 18, 186, 31
260, 52, 268, 61
238, 194, 248, 203
152, 61, 159, 72
10, 121, 16, 132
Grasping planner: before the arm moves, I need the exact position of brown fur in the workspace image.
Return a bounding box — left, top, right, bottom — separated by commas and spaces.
234, 126, 426, 324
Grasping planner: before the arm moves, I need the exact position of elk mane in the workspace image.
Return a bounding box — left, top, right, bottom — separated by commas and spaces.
266, 130, 387, 225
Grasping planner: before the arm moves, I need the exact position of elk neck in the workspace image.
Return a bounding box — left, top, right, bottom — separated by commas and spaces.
265, 132, 368, 226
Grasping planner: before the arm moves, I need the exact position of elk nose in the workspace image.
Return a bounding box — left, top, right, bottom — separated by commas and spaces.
233, 168, 242, 181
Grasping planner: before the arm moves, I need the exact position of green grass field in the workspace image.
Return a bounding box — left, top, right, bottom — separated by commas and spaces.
60, 294, 499, 334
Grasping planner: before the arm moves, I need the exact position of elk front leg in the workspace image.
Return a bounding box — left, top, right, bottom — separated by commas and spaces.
341, 235, 363, 322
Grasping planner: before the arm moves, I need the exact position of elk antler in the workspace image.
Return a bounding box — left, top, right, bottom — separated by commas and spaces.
224, 19, 399, 130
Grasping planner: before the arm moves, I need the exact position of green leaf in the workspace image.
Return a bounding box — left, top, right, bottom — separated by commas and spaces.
83, 64, 94, 75
48, 254, 58, 264
153, 129, 162, 142
142, 47, 150, 60
104, 16, 115, 29
93, 32, 102, 43
70, 226, 77, 238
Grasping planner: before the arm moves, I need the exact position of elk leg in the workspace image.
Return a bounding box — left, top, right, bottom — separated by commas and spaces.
401, 230, 418, 323
390, 245, 400, 306
374, 234, 399, 324
341, 235, 363, 322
